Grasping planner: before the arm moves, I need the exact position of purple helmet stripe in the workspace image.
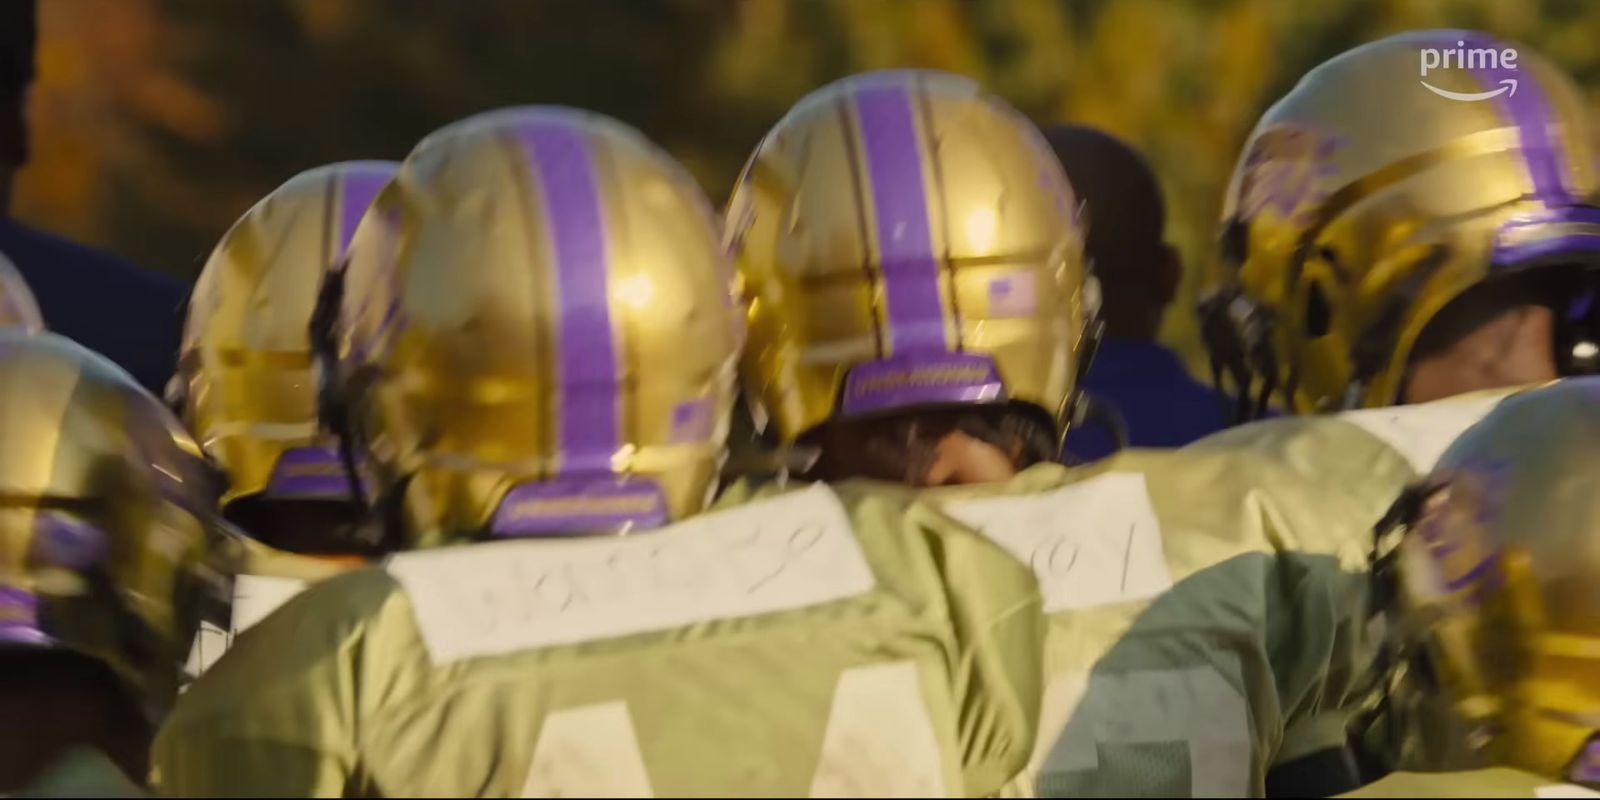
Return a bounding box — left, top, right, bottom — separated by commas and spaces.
337, 166, 393, 261
1570, 739, 1600, 785
0, 585, 48, 645
1461, 33, 1570, 204
853, 84, 951, 355
516, 122, 621, 475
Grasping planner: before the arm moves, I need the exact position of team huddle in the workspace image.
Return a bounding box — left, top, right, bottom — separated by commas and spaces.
5, 27, 1600, 798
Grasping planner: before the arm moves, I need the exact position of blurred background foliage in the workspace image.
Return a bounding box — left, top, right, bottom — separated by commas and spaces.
16, 0, 1600, 365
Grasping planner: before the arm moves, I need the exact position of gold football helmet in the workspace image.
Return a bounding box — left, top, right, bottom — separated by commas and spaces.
318, 108, 742, 548
0, 331, 231, 721
173, 162, 395, 519
1369, 377, 1600, 785
0, 249, 43, 332
1204, 31, 1600, 418
728, 70, 1096, 454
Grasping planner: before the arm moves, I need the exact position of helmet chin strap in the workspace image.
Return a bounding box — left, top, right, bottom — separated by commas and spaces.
308, 261, 370, 513
1198, 284, 1278, 423
1352, 480, 1452, 778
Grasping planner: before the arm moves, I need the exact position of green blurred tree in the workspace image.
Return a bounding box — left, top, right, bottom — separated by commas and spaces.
102, 0, 758, 275
20, 0, 1600, 369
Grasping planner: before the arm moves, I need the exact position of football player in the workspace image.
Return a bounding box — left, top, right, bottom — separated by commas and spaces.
169, 161, 398, 677
728, 68, 1389, 797
173, 161, 395, 555
1199, 30, 1600, 476
0, 331, 232, 794
152, 107, 1043, 797
1346, 378, 1600, 796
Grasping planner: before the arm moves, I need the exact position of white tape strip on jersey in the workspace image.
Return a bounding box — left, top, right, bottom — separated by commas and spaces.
388, 484, 875, 664
183, 574, 309, 679
941, 472, 1172, 612
1338, 394, 1505, 474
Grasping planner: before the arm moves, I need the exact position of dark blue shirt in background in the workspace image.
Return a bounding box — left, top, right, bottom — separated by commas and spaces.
1064, 336, 1230, 462
0, 219, 185, 394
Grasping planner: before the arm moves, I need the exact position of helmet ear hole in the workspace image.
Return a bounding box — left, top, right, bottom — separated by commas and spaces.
1305, 279, 1333, 339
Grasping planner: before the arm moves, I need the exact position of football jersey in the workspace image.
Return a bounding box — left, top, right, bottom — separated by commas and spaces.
1341, 769, 1600, 798
926, 441, 1407, 797
1188, 387, 1520, 479
13, 748, 145, 798
152, 481, 1044, 797
182, 538, 363, 680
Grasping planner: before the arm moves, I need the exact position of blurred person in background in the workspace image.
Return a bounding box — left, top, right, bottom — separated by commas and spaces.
1044, 125, 1227, 461
0, 332, 231, 796
730, 69, 1389, 797
154, 106, 1043, 797
0, 247, 44, 333
170, 161, 396, 680
0, 0, 186, 395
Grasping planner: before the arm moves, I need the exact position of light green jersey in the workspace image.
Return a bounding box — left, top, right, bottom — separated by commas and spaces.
153, 481, 1043, 797
12, 749, 144, 798
182, 538, 361, 680
917, 387, 1525, 797
1189, 387, 1518, 485
926, 440, 1404, 797
1341, 769, 1600, 798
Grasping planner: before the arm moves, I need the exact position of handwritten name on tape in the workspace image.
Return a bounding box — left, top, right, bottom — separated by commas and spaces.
1340, 394, 1505, 474
941, 472, 1171, 612
387, 484, 875, 664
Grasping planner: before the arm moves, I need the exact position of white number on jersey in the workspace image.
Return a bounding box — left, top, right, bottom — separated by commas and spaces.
521, 701, 654, 798
811, 661, 948, 797
1340, 395, 1503, 473
518, 662, 945, 798
942, 473, 1172, 612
